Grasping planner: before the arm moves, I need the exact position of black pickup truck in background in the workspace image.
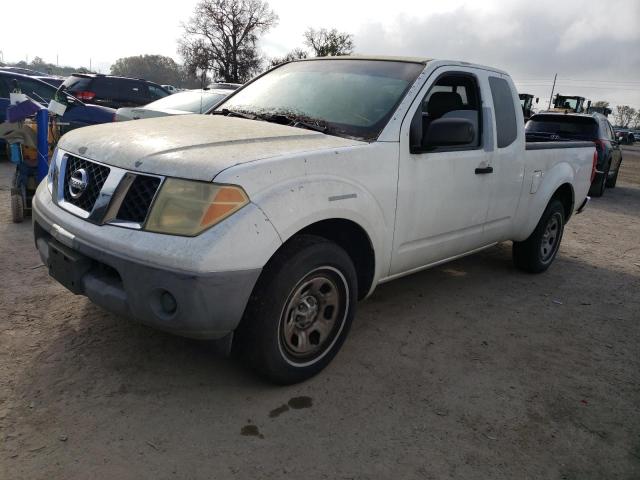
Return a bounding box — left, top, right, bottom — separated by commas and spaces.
525, 112, 623, 197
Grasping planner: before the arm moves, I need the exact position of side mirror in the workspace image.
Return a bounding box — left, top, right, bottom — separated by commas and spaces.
535, 97, 539, 104
424, 118, 475, 148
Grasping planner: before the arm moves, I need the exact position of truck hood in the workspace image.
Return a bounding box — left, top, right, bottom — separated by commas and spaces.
58, 114, 364, 181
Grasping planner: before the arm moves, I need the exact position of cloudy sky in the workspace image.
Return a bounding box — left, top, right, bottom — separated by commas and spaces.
1, 0, 638, 108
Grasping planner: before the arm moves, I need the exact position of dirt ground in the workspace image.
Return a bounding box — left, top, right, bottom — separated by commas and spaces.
1, 147, 639, 480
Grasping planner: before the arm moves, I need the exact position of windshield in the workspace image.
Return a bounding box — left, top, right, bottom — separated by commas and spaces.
554, 96, 579, 110
526, 115, 598, 138
146, 90, 227, 113
216, 59, 425, 141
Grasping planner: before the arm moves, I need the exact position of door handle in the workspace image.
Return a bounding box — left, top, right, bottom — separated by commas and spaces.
475, 166, 493, 174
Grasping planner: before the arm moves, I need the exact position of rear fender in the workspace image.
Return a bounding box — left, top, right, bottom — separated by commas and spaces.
513, 161, 575, 242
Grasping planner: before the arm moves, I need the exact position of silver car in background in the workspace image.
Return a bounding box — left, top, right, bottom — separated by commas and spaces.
115, 88, 231, 121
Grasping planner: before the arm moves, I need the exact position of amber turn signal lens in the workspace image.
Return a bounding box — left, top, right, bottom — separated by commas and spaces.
145, 178, 249, 236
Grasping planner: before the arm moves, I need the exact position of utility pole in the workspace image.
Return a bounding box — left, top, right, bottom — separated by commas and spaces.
547, 73, 557, 110
90, 58, 92, 71
56, 53, 59, 66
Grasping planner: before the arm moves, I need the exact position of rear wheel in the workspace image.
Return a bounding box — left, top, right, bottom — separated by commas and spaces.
234, 235, 357, 384
11, 193, 24, 223
606, 162, 620, 188
589, 162, 609, 197
513, 199, 565, 273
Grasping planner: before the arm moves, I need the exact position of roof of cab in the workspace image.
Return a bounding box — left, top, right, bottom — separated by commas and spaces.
296, 56, 509, 75
300, 55, 432, 65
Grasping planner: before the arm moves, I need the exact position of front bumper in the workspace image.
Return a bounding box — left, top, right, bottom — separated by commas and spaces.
33, 202, 261, 340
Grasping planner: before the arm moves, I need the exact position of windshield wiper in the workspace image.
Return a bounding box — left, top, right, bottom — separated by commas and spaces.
212, 108, 257, 120
291, 119, 327, 133
259, 113, 329, 134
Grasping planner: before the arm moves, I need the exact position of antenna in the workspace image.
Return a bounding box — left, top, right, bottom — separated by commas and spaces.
547, 73, 557, 110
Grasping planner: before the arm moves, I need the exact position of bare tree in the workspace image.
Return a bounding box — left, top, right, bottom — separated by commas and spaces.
303, 28, 354, 57
592, 100, 610, 108
268, 48, 308, 68
179, 0, 278, 83
613, 105, 637, 127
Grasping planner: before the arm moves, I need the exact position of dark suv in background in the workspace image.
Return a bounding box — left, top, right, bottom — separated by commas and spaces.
525, 112, 622, 197
57, 74, 170, 109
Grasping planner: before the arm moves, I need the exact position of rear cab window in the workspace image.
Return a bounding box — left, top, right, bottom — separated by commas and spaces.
489, 76, 517, 148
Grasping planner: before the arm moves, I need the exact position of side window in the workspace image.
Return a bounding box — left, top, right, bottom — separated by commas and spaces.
93, 79, 118, 98
122, 80, 142, 100
411, 72, 482, 152
148, 84, 168, 100
489, 76, 517, 148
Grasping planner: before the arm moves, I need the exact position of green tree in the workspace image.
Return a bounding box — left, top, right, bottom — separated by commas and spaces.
179, 0, 278, 83
110, 55, 183, 86
303, 28, 354, 57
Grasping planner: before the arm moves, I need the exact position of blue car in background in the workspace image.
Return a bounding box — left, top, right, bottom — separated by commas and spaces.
0, 71, 115, 138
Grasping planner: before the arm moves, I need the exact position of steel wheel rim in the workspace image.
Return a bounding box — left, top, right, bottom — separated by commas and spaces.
278, 267, 348, 366
540, 212, 562, 262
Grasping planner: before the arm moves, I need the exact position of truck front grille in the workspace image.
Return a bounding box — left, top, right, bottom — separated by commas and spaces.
63, 155, 111, 212
116, 174, 161, 223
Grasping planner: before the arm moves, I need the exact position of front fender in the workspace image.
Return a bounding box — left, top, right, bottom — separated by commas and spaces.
251, 174, 390, 283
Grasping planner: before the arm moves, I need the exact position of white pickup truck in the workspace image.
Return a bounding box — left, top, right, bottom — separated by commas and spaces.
33, 57, 595, 383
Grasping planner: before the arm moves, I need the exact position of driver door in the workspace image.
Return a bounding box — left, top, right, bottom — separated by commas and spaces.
390, 68, 494, 276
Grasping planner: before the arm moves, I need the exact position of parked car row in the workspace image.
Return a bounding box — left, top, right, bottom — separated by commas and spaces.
1, 66, 242, 151
0, 71, 115, 134
614, 128, 636, 145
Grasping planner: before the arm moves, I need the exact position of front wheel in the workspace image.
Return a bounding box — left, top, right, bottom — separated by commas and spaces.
513, 199, 565, 273
234, 235, 357, 384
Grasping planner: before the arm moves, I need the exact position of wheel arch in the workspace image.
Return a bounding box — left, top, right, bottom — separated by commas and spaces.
550, 182, 575, 222
283, 218, 376, 300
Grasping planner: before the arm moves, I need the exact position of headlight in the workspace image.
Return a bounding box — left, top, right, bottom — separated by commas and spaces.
47, 148, 61, 195
145, 178, 249, 236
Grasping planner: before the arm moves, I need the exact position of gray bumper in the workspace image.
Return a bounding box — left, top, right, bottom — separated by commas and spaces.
33, 212, 261, 340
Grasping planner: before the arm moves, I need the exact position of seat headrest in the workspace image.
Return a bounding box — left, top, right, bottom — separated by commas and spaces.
427, 92, 463, 118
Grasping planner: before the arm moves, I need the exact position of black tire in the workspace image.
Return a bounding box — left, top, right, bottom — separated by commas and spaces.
589, 162, 609, 197
606, 162, 620, 188
513, 199, 565, 273
234, 235, 358, 384
11, 193, 24, 223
